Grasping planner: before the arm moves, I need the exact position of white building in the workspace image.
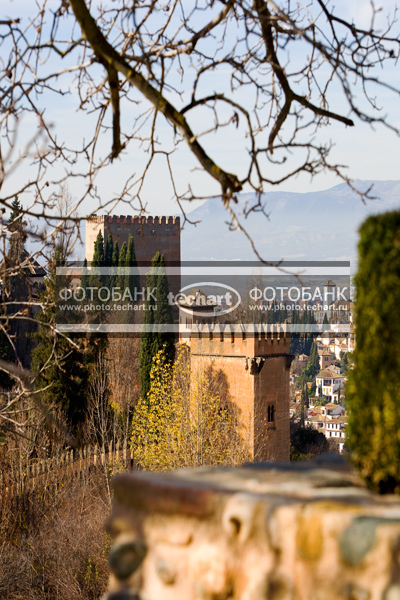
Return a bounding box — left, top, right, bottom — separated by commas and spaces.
325, 416, 347, 453
320, 403, 346, 417
305, 407, 347, 453
315, 370, 345, 403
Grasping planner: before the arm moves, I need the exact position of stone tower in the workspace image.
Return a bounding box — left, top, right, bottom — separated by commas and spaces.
85, 214, 181, 296
186, 325, 293, 462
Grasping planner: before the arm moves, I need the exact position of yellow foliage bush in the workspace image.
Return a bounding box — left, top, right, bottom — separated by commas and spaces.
131, 345, 251, 470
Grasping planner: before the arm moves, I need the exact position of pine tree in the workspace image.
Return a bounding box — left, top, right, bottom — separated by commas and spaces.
8, 195, 27, 269
5, 195, 34, 366
9, 195, 22, 224
0, 329, 13, 390
31, 250, 88, 429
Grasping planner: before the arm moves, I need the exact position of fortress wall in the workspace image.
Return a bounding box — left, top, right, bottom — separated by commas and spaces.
85, 215, 181, 296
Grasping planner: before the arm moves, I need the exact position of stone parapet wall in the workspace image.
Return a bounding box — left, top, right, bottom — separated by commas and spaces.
103, 457, 400, 600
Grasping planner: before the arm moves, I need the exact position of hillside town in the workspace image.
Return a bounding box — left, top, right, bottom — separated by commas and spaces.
289, 306, 354, 456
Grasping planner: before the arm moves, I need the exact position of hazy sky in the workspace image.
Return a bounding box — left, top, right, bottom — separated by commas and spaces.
2, 0, 399, 217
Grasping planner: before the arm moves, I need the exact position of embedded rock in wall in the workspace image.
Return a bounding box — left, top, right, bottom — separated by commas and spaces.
103, 456, 400, 600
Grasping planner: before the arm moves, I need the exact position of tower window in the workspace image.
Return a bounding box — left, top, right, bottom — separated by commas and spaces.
267, 405, 275, 423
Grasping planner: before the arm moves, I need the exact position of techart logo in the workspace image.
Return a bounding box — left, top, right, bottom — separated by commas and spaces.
172, 282, 241, 317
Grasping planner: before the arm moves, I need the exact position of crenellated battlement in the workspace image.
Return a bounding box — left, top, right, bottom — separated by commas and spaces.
181, 323, 290, 338
184, 323, 291, 358
85, 215, 180, 226
85, 213, 181, 293
86, 214, 106, 223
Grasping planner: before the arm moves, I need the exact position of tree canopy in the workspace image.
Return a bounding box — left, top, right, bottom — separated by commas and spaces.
9, 196, 22, 224
133, 346, 250, 470
31, 251, 88, 429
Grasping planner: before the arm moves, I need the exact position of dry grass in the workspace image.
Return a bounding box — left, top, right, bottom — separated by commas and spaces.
0, 470, 110, 600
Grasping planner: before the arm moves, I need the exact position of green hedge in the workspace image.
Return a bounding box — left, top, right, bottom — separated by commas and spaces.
347, 211, 400, 493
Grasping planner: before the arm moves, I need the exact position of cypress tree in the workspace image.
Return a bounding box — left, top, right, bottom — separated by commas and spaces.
104, 233, 114, 292
79, 257, 90, 312
305, 340, 320, 380
153, 253, 174, 361
81, 258, 89, 290
139, 253, 159, 399
304, 312, 316, 355
116, 242, 127, 298
347, 211, 400, 493
92, 230, 104, 267
300, 384, 309, 427
105, 233, 113, 267
290, 309, 300, 354
139, 252, 174, 399
112, 241, 119, 267
87, 230, 108, 352
110, 240, 119, 290
125, 234, 140, 302
5, 196, 35, 366
89, 229, 105, 291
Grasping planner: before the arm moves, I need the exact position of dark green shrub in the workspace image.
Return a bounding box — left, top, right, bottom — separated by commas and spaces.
347, 211, 400, 493
290, 426, 329, 459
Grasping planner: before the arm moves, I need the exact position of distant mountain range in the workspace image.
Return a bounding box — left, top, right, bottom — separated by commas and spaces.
181, 180, 400, 267
49, 179, 399, 268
